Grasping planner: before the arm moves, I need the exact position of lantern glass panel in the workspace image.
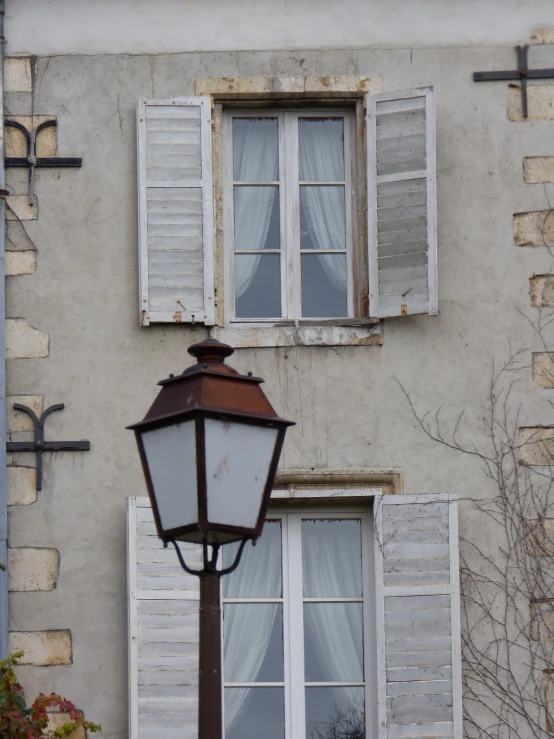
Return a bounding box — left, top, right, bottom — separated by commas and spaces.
141, 419, 198, 531
205, 418, 279, 529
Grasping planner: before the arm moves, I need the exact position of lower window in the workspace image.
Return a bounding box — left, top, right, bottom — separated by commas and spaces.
221, 509, 375, 739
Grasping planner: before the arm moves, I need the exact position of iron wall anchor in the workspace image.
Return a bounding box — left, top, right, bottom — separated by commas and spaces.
4, 119, 82, 204
6, 403, 90, 491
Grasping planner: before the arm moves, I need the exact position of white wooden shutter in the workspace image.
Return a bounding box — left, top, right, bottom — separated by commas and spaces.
137, 97, 215, 325
374, 493, 462, 739
127, 497, 200, 739
366, 88, 437, 318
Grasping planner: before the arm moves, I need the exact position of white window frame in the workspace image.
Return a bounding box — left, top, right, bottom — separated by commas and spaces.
222, 108, 357, 326
221, 504, 377, 739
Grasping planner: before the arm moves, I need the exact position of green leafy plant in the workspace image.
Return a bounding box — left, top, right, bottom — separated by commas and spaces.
0, 651, 101, 738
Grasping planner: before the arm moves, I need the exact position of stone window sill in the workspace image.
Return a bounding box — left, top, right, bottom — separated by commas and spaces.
210, 321, 382, 348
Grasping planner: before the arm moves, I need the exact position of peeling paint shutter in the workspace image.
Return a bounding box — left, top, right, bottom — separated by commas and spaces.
137, 97, 215, 325
374, 493, 462, 739
366, 88, 437, 318
128, 497, 200, 739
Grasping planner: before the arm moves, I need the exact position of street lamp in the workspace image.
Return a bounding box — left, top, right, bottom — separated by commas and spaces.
128, 338, 294, 739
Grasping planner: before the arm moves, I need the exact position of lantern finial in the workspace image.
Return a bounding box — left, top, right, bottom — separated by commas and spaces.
188, 338, 234, 365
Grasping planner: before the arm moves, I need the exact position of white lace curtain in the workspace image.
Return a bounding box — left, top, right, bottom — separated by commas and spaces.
299, 120, 347, 291
233, 121, 279, 298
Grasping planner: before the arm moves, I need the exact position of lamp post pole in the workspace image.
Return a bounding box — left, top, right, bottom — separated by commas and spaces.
198, 570, 223, 739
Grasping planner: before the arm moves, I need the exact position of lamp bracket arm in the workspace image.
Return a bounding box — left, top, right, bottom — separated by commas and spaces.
167, 540, 204, 576
218, 537, 255, 577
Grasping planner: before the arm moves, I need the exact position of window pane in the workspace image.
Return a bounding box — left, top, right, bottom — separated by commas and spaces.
225, 688, 285, 739
234, 186, 280, 250
305, 687, 365, 739
300, 186, 345, 250
223, 520, 282, 598
224, 604, 284, 683
303, 519, 362, 597
299, 118, 344, 181
301, 254, 347, 318
304, 603, 363, 682
235, 254, 281, 318
233, 118, 279, 181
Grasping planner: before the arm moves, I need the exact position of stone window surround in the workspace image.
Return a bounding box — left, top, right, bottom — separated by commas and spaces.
197, 76, 385, 349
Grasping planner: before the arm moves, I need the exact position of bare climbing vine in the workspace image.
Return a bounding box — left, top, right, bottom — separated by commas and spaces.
398, 311, 554, 739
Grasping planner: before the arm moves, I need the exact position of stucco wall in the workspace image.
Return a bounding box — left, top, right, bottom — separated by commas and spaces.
5, 24, 554, 739
4, 0, 554, 55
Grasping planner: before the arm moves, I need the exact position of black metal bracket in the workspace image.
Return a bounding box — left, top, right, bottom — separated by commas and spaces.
167, 537, 255, 578
6, 403, 90, 491
4, 119, 82, 204
473, 44, 554, 119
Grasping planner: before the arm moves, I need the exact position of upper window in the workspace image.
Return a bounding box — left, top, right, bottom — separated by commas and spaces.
223, 110, 356, 322
136, 89, 437, 331
221, 509, 375, 739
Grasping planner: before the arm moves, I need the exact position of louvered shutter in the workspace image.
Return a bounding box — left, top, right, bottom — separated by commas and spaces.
374, 493, 462, 739
127, 497, 200, 739
366, 88, 437, 318
137, 97, 215, 325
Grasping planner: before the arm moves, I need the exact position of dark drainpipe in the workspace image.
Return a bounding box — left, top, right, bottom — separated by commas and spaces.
0, 0, 9, 659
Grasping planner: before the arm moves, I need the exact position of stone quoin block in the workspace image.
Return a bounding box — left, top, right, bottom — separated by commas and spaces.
6, 319, 49, 359
6, 396, 43, 433
531, 601, 554, 642
519, 427, 554, 466
530, 275, 554, 307
508, 85, 554, 121
6, 195, 38, 221
8, 548, 60, 591
9, 631, 72, 666
4, 115, 56, 158
531, 27, 554, 44
514, 210, 554, 246
4, 58, 32, 93
48, 713, 86, 739
527, 519, 554, 556
6, 251, 36, 276
524, 157, 554, 184
533, 353, 554, 388
7, 466, 37, 506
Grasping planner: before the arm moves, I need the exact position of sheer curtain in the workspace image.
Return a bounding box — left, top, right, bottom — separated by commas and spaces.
299, 121, 347, 290
222, 526, 282, 731
303, 520, 363, 707
233, 121, 279, 298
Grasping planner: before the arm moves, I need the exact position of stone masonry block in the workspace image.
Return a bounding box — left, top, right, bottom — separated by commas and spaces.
508, 85, 554, 121
6, 319, 49, 359
530, 275, 554, 307
7, 396, 43, 433
514, 210, 554, 246
5, 116, 56, 158
531, 601, 554, 642
519, 427, 554, 466
8, 548, 59, 591
5, 58, 32, 93
546, 672, 554, 733
48, 713, 85, 739
531, 27, 554, 44
524, 157, 554, 184
6, 251, 36, 276
7, 466, 37, 505
6, 195, 38, 221
527, 519, 554, 556
9, 631, 72, 666
196, 75, 383, 97
533, 353, 554, 388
